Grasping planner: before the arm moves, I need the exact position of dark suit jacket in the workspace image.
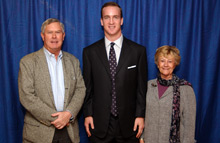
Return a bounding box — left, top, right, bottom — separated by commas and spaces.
83, 37, 147, 138
18, 48, 86, 143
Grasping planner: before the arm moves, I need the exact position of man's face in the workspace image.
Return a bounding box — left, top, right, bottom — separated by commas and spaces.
41, 22, 65, 54
101, 6, 123, 41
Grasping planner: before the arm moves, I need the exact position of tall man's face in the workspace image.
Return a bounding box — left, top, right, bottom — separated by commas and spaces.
101, 6, 123, 41
41, 22, 65, 55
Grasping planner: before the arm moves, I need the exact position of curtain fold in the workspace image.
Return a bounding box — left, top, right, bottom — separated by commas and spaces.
0, 0, 220, 142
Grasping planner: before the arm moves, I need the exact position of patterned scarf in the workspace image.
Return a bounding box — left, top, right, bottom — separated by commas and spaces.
157, 74, 192, 143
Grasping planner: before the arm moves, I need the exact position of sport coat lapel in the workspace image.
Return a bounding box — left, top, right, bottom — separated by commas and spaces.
37, 48, 56, 108
62, 53, 71, 108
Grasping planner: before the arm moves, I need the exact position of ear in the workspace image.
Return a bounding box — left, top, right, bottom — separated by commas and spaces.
100, 18, 104, 26
63, 32, 65, 40
41, 33, 45, 41
121, 17, 123, 26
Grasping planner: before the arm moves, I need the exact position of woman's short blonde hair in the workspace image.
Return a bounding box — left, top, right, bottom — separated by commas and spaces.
154, 45, 181, 66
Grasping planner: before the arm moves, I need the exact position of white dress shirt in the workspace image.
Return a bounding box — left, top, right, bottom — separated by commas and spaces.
105, 34, 123, 64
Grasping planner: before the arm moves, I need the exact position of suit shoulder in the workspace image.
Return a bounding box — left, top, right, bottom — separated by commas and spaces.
83, 38, 104, 51
124, 37, 145, 49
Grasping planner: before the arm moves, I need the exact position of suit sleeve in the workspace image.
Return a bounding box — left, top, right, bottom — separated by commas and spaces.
82, 48, 94, 117
66, 59, 86, 122
135, 47, 148, 117
182, 86, 196, 143
18, 59, 58, 126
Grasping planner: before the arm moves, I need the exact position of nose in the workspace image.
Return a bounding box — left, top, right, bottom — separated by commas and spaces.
110, 17, 114, 24
52, 33, 57, 38
164, 61, 168, 66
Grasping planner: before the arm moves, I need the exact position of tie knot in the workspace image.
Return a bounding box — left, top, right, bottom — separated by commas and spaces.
110, 42, 115, 47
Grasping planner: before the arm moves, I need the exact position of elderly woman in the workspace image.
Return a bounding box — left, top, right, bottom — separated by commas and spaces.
140, 45, 196, 143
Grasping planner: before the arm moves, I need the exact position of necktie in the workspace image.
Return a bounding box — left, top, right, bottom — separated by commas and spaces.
109, 42, 118, 116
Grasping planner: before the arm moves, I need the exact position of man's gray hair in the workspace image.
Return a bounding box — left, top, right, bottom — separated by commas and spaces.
41, 18, 65, 34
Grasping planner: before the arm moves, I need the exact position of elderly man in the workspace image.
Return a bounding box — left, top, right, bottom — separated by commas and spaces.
18, 18, 86, 143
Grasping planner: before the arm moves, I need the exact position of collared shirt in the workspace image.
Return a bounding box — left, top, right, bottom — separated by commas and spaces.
105, 34, 123, 64
43, 47, 65, 112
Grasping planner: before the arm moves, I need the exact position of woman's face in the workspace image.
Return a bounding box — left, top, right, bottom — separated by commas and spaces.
157, 55, 176, 80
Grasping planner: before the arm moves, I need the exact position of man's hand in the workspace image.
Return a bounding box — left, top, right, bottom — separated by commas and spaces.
133, 117, 144, 138
139, 138, 144, 143
51, 111, 72, 129
84, 116, 94, 137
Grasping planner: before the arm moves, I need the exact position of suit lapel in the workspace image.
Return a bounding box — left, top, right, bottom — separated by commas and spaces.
95, 39, 111, 78
36, 48, 56, 108
95, 38, 131, 77
116, 38, 131, 74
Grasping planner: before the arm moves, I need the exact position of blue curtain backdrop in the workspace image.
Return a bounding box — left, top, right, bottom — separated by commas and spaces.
0, 0, 220, 142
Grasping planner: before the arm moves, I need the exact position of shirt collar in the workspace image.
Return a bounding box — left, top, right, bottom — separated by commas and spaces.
43, 47, 63, 59
105, 34, 123, 49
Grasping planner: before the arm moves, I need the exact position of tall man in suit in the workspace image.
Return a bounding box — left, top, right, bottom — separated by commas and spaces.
18, 18, 86, 143
83, 2, 148, 143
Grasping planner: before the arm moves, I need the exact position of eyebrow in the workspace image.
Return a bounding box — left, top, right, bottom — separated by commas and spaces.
103, 14, 120, 17
47, 30, 62, 32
